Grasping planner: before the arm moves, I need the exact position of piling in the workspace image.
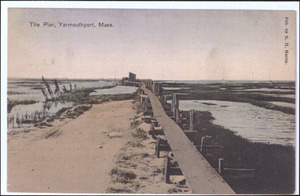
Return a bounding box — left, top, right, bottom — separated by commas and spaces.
219, 158, 224, 174
175, 108, 180, 123
189, 109, 195, 132
143, 97, 149, 112
163, 156, 170, 183
42, 76, 54, 98
171, 93, 178, 117
200, 136, 205, 152
54, 79, 61, 95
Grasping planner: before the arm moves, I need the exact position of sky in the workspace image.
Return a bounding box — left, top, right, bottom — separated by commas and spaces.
7, 8, 296, 80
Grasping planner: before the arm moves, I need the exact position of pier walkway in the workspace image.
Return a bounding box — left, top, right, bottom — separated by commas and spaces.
142, 86, 235, 194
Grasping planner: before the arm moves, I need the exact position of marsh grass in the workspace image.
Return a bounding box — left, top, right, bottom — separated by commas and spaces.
64, 104, 92, 118
7, 99, 37, 113
50, 86, 136, 104
56, 107, 72, 116
181, 110, 295, 194
162, 81, 295, 115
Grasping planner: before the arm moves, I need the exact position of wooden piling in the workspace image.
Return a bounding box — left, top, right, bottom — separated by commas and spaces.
163, 156, 170, 183
175, 108, 180, 123
163, 95, 167, 107
189, 109, 194, 132
156, 137, 161, 158
156, 138, 171, 158
219, 158, 224, 174
163, 154, 183, 183
143, 97, 149, 112
42, 76, 54, 98
171, 93, 177, 117
63, 85, 67, 93
200, 136, 205, 152
41, 88, 48, 100
54, 79, 61, 95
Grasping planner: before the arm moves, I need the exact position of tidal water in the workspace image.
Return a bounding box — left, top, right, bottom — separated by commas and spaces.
7, 78, 116, 133
7, 78, 296, 147
90, 86, 138, 95
176, 100, 295, 147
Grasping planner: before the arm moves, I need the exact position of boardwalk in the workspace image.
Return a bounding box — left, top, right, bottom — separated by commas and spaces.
143, 86, 235, 194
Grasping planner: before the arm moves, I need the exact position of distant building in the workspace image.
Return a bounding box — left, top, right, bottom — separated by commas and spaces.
119, 72, 138, 86
129, 72, 136, 81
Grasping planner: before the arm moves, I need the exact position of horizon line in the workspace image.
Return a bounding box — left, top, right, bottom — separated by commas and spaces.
6, 77, 296, 82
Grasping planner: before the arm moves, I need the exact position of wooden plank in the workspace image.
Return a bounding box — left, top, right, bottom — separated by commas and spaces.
143, 86, 235, 194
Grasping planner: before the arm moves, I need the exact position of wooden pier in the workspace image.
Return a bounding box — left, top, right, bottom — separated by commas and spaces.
142, 85, 235, 194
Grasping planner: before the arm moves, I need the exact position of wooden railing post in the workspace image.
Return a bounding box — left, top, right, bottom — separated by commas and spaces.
219, 158, 224, 174
172, 93, 178, 118
189, 109, 194, 132
200, 136, 205, 152
175, 108, 180, 123
163, 95, 167, 107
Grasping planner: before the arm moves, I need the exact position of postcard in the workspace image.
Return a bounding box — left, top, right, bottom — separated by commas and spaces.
1, 2, 299, 195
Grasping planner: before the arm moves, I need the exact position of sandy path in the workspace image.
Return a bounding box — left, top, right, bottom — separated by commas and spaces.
7, 100, 136, 193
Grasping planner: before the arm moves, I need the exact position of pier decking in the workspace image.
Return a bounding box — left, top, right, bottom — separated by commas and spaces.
142, 86, 235, 194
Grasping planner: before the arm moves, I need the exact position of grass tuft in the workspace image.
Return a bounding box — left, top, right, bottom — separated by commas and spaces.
129, 141, 145, 148
130, 120, 141, 128
110, 168, 137, 184
131, 128, 147, 140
